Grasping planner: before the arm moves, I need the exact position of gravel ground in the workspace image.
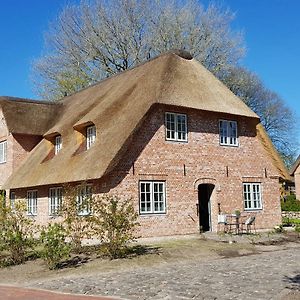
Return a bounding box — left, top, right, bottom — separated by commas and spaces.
0, 234, 299, 300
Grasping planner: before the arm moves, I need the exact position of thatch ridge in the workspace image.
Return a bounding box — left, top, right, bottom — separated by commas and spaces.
290, 155, 300, 175
256, 123, 292, 181
0, 97, 61, 136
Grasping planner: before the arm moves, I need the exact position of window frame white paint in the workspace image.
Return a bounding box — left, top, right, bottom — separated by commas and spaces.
86, 125, 96, 150
54, 135, 62, 155
219, 120, 238, 147
0, 140, 7, 164
243, 183, 263, 211
139, 181, 166, 215
10, 192, 15, 211
49, 187, 63, 216
165, 112, 188, 142
27, 190, 38, 216
77, 184, 93, 216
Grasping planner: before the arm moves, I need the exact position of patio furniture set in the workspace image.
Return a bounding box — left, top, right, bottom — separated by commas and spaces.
217, 214, 256, 234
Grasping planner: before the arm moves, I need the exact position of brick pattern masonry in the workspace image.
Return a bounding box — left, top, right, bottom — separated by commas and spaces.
2, 104, 282, 237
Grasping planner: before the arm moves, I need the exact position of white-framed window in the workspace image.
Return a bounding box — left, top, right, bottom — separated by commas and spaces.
165, 112, 187, 142
219, 120, 238, 146
243, 183, 262, 210
10, 192, 15, 211
27, 190, 38, 215
139, 181, 166, 214
0, 140, 7, 163
86, 125, 96, 150
54, 135, 62, 155
49, 187, 63, 215
77, 185, 92, 215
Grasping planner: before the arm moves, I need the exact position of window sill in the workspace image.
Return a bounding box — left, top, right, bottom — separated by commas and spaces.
49, 214, 61, 218
139, 212, 167, 216
219, 143, 239, 147
26, 213, 37, 217
77, 213, 92, 217
244, 208, 262, 212
165, 139, 188, 143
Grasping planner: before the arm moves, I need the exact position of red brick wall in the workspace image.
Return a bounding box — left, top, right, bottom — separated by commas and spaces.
12, 134, 42, 171
11, 105, 282, 236
0, 109, 12, 188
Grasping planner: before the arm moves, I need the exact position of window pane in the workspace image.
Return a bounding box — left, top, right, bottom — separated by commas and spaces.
220, 121, 238, 146
55, 136, 62, 155
27, 191, 37, 215
243, 183, 262, 210
140, 181, 165, 214
49, 187, 63, 215
166, 113, 176, 140
77, 185, 92, 215
10, 192, 15, 210
177, 114, 187, 141
166, 113, 187, 141
87, 126, 96, 149
0, 141, 7, 163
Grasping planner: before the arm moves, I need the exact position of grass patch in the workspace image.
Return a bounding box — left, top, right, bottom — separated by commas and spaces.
282, 217, 300, 226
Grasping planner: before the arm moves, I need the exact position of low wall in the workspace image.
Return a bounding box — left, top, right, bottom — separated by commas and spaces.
282, 211, 300, 219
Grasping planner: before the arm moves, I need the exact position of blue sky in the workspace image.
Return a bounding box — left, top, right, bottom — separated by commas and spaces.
0, 0, 299, 149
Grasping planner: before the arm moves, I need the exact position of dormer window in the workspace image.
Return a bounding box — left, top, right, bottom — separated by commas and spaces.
54, 135, 62, 155
0, 140, 7, 163
86, 125, 96, 150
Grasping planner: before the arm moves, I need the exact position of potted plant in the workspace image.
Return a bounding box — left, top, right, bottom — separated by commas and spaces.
234, 210, 241, 218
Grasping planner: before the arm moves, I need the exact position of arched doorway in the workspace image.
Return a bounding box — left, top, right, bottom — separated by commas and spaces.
198, 184, 215, 232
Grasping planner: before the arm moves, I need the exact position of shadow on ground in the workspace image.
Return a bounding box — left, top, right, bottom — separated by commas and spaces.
284, 273, 300, 290
56, 244, 161, 269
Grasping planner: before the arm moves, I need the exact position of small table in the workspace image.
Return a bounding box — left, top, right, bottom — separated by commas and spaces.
226, 214, 241, 234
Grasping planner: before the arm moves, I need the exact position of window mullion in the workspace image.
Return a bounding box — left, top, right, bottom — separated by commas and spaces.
175, 114, 178, 141
150, 182, 154, 213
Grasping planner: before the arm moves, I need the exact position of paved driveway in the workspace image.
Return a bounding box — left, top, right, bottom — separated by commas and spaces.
26, 243, 300, 300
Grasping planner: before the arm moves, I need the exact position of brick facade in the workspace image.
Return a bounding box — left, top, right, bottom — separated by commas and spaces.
11, 104, 282, 236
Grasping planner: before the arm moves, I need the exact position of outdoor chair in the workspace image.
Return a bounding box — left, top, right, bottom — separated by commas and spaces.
240, 216, 256, 234
217, 214, 227, 233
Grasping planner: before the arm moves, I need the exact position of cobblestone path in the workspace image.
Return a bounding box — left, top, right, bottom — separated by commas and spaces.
29, 244, 300, 300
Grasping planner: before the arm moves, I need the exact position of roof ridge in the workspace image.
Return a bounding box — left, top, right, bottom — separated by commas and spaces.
0, 96, 58, 105
59, 50, 193, 102
290, 154, 300, 175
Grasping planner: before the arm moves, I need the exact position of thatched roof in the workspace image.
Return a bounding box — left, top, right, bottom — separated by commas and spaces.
290, 155, 300, 175
3, 51, 287, 189
0, 97, 60, 135
256, 123, 292, 181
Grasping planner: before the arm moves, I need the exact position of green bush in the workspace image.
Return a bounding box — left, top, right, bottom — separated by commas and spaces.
0, 199, 36, 265
40, 223, 70, 269
282, 217, 300, 226
60, 184, 93, 253
91, 195, 140, 259
281, 195, 300, 211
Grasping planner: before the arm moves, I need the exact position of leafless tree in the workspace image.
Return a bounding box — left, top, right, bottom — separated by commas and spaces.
32, 0, 244, 100
32, 0, 297, 165
223, 67, 298, 166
